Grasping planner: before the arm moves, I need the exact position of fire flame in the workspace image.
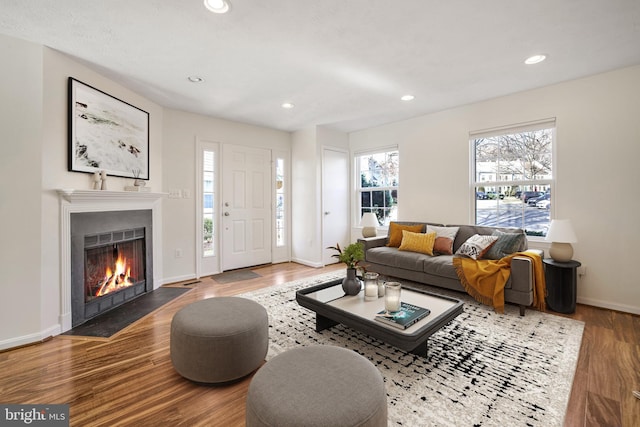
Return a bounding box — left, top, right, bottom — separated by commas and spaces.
96, 253, 134, 296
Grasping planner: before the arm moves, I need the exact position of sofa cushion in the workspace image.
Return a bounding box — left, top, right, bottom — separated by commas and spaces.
426, 225, 460, 255
398, 231, 436, 255
483, 230, 527, 260
421, 254, 459, 280
367, 247, 428, 271
386, 222, 424, 247
455, 234, 498, 259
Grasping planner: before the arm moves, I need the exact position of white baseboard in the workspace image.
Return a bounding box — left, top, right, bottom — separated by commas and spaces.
291, 257, 324, 268
159, 274, 197, 286
0, 324, 60, 351
577, 296, 640, 315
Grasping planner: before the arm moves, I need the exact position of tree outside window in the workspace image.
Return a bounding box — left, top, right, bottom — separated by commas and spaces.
357, 150, 399, 226
472, 123, 554, 236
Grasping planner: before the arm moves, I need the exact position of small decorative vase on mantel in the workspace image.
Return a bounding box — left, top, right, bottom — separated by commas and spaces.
342, 268, 363, 296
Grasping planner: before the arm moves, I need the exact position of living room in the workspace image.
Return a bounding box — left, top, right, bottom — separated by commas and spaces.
1, 1, 639, 425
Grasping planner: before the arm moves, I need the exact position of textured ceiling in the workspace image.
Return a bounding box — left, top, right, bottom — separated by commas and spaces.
1, 0, 640, 132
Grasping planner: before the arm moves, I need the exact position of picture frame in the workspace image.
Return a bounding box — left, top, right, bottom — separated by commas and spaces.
68, 77, 149, 180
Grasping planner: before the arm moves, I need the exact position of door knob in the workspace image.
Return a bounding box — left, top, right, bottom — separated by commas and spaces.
324, 211, 330, 215
224, 212, 230, 216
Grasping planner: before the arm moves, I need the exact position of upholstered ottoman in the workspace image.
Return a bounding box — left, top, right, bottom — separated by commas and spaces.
170, 297, 268, 384
246, 346, 387, 426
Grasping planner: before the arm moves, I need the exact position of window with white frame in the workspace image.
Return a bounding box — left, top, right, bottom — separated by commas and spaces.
356, 149, 399, 226
275, 157, 285, 247
471, 120, 555, 237
202, 150, 215, 256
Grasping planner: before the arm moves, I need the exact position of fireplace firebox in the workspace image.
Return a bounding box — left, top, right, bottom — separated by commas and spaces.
83, 228, 147, 318
70, 210, 153, 327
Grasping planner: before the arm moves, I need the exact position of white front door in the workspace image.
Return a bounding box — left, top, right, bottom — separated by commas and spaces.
221, 144, 272, 271
322, 147, 350, 265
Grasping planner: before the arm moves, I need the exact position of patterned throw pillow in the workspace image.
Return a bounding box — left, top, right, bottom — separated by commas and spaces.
386, 223, 424, 247
483, 230, 526, 260
426, 225, 460, 255
398, 231, 437, 256
454, 234, 499, 260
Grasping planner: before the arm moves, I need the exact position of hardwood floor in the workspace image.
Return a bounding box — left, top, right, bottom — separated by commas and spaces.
1, 262, 638, 426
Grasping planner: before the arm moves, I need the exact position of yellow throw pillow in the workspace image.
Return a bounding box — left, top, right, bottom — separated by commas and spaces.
398, 231, 437, 256
386, 223, 424, 247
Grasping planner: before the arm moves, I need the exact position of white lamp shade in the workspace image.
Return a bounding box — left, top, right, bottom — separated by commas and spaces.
545, 219, 577, 243
360, 212, 379, 228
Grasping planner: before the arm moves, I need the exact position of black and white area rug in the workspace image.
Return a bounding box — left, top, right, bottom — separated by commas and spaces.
241, 272, 584, 426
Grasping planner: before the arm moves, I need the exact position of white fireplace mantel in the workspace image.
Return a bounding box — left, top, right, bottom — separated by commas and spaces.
57, 189, 166, 333
57, 189, 167, 204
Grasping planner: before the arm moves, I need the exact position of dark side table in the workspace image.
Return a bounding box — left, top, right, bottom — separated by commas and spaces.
543, 258, 581, 314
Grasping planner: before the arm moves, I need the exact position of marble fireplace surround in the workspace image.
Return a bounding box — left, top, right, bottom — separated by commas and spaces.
58, 190, 165, 333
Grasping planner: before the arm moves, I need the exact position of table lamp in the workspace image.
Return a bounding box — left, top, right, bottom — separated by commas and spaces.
545, 219, 577, 262
360, 212, 379, 238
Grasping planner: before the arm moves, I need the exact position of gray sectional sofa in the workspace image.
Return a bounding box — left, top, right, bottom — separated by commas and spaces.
358, 221, 543, 315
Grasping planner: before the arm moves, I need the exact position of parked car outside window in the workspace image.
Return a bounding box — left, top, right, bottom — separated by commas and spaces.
528, 193, 549, 206
522, 191, 545, 203
536, 199, 550, 209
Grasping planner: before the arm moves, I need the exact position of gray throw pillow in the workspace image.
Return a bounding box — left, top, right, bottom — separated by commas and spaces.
483, 230, 526, 260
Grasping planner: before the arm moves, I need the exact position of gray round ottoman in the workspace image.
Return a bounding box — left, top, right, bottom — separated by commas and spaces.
170, 297, 268, 384
246, 346, 387, 427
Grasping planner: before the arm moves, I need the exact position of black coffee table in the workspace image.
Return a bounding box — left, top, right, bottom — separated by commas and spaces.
296, 278, 463, 357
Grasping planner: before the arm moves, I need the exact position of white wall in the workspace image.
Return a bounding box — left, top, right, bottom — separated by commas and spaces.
0, 36, 44, 347
350, 65, 640, 314
161, 108, 290, 283
291, 127, 322, 266
291, 125, 349, 267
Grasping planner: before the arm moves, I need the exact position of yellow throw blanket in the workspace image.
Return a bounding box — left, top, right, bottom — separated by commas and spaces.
452, 252, 546, 313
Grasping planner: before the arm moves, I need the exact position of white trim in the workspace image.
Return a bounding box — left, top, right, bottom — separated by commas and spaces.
272, 149, 291, 263
469, 117, 556, 138
195, 138, 221, 278
353, 144, 398, 157
576, 297, 640, 315
0, 324, 61, 351
291, 257, 324, 268
160, 274, 198, 285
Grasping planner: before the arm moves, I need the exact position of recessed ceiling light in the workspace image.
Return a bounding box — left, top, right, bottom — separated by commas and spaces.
204, 0, 230, 14
525, 54, 547, 65
281, 102, 295, 109
188, 76, 204, 83
401, 95, 415, 101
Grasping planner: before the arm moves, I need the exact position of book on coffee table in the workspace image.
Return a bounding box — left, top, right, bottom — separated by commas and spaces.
375, 302, 431, 330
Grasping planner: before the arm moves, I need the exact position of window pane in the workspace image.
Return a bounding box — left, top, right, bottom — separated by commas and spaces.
357, 149, 399, 227
275, 157, 285, 247
472, 126, 553, 237
203, 150, 215, 257
203, 212, 214, 257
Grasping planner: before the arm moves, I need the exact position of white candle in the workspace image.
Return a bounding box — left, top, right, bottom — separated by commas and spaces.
385, 295, 400, 312
384, 281, 402, 312
365, 282, 378, 300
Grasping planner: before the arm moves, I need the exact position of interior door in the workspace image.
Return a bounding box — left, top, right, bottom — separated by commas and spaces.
322, 148, 350, 265
221, 144, 272, 271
